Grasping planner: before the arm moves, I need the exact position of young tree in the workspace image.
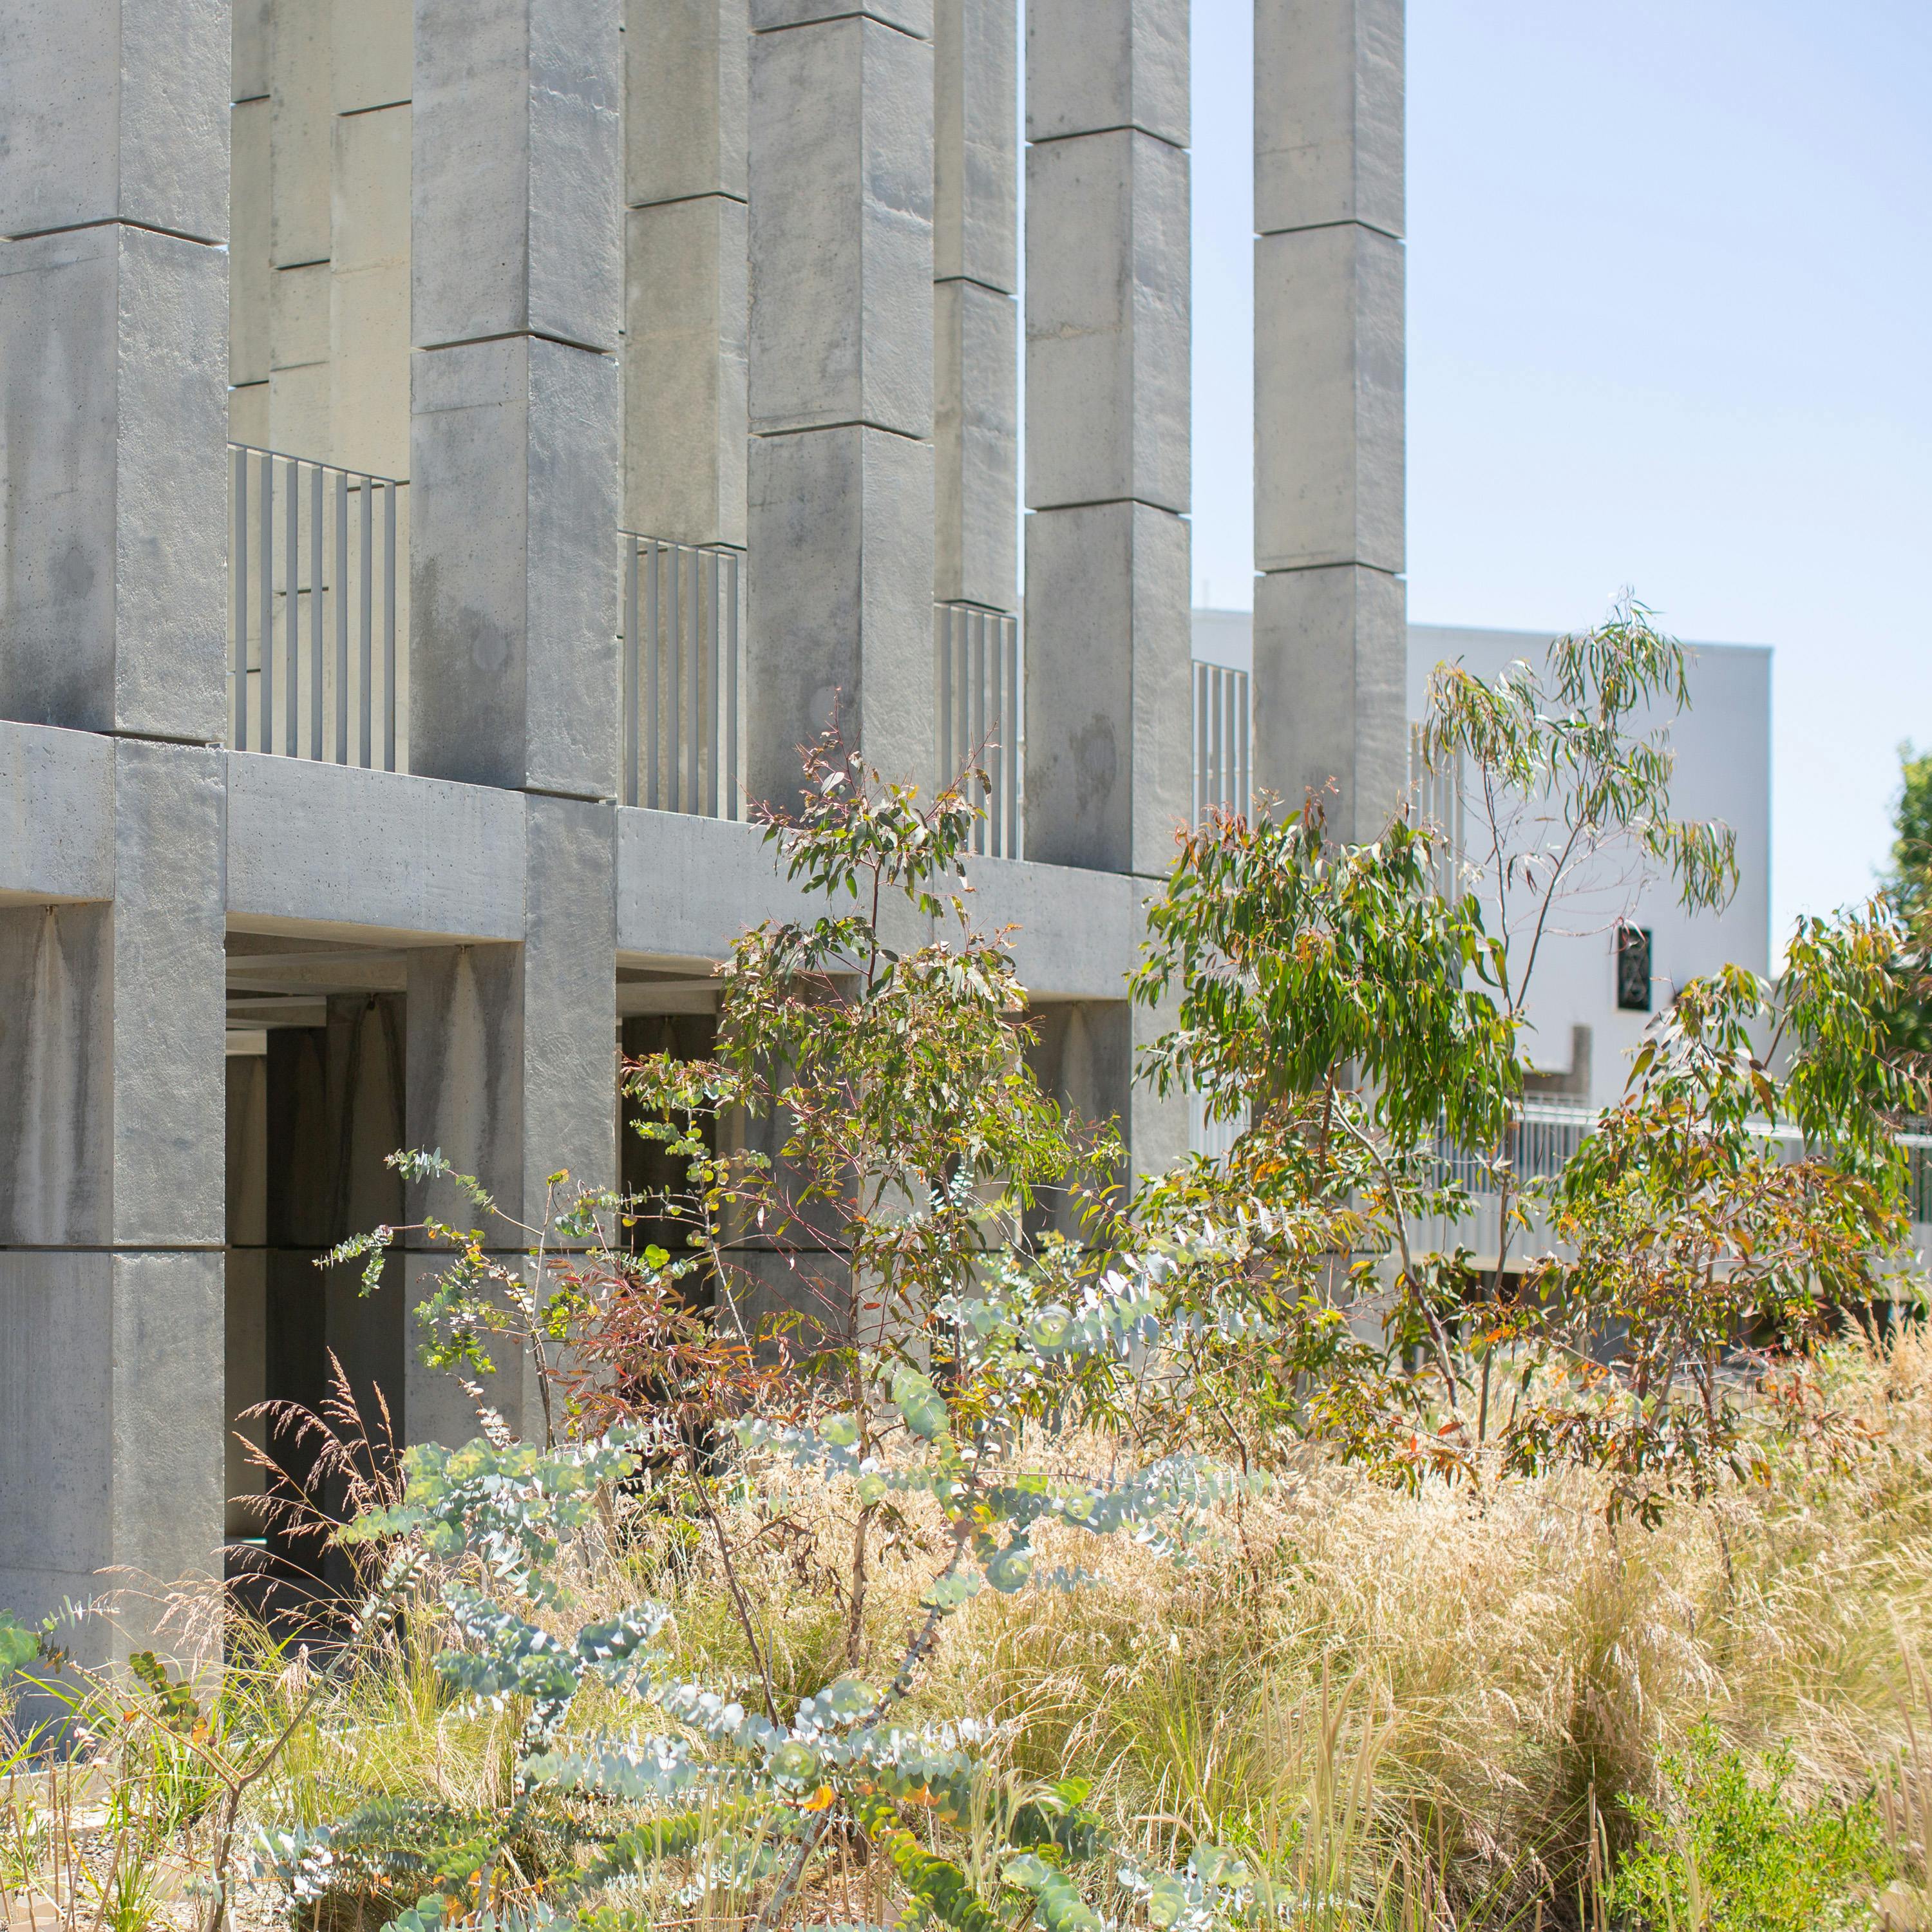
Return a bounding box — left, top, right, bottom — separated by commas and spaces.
1132, 607, 1923, 1510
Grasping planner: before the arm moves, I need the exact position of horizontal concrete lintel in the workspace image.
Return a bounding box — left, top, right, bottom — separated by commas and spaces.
0, 722, 115, 901
225, 752, 527, 941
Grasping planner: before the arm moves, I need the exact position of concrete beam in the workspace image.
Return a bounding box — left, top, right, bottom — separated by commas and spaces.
226, 753, 527, 941
0, 724, 114, 904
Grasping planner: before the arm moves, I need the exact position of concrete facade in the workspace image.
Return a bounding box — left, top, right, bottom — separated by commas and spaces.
0, 0, 1409, 1642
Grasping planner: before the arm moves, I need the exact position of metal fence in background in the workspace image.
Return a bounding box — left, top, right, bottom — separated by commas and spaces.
622, 536, 744, 818
936, 603, 1022, 859
229, 446, 403, 769
1193, 659, 1251, 823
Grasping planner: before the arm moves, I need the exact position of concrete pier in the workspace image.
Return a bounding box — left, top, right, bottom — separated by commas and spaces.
1252, 0, 1406, 838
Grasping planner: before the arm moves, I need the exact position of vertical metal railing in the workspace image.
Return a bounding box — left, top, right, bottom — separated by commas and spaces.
229, 445, 404, 769
621, 536, 744, 817
934, 603, 1022, 860
1193, 659, 1251, 823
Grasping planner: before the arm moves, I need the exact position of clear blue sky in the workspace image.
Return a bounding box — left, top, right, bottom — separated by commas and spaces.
1188, 0, 1932, 940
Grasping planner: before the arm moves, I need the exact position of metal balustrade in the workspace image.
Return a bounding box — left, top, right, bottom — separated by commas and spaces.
229, 445, 404, 768
935, 603, 1022, 859
622, 536, 744, 818
1193, 659, 1251, 822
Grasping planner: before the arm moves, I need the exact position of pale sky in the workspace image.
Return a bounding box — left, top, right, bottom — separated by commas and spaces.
1187, 0, 1932, 942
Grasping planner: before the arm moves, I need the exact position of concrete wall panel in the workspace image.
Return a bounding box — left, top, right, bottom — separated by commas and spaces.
331, 103, 412, 478
334, 0, 413, 114
271, 0, 335, 267
231, 99, 273, 388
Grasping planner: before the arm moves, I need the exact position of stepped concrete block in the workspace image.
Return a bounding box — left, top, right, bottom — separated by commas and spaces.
1253, 561, 1407, 841
625, 196, 749, 547
229, 381, 270, 446
0, 227, 227, 742
334, 0, 413, 115
1025, 0, 1186, 147
748, 15, 933, 439
267, 357, 332, 458
413, 0, 621, 352
1, 0, 227, 242
1254, 221, 1403, 573
271, 0, 334, 267
934, 0, 1016, 293
230, 99, 272, 387
1024, 128, 1188, 515
332, 104, 412, 478
747, 424, 934, 806
933, 277, 1016, 611
410, 335, 621, 797
1022, 500, 1189, 877
271, 259, 331, 370
236, 0, 272, 102
626, 0, 748, 207
1255, 0, 1403, 238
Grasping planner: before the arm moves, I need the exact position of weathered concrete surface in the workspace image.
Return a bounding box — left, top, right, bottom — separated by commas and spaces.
752, 0, 932, 34
331, 102, 412, 480
1024, 128, 1188, 516
1253, 561, 1407, 837
0, 0, 228, 242
625, 196, 749, 547
1023, 500, 1191, 878
0, 741, 225, 1660
1253, 0, 1407, 841
748, 15, 934, 440
0, 724, 114, 904
934, 0, 1016, 291
0, 225, 228, 743
226, 753, 526, 941
1255, 0, 1401, 238
747, 425, 936, 804
1025, 0, 1187, 147
1254, 222, 1402, 574
410, 334, 621, 798
413, 0, 621, 353
627, 0, 748, 207
934, 277, 1017, 610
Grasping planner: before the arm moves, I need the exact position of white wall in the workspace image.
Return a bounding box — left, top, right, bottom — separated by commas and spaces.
1408, 624, 1772, 1110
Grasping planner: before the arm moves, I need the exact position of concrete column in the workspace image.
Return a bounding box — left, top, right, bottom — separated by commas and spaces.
1252, 0, 1406, 840
933, 0, 1016, 616
625, 0, 749, 549
746, 0, 936, 811
404, 796, 617, 1446
410, 0, 623, 799
1021, 0, 1191, 877
0, 744, 227, 1660
0, 0, 229, 744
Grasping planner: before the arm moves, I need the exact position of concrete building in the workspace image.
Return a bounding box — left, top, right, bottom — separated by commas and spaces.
0, 0, 1406, 1652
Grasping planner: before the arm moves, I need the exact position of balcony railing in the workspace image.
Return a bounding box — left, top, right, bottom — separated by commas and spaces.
1193, 659, 1250, 822
621, 535, 744, 818
229, 445, 405, 769
936, 603, 1022, 859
